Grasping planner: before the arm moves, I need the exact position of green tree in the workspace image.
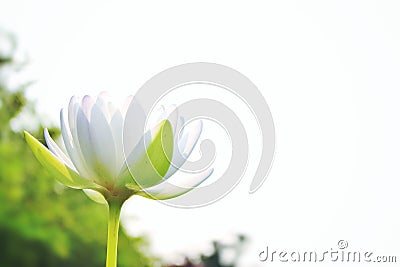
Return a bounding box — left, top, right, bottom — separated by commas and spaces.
0, 31, 154, 267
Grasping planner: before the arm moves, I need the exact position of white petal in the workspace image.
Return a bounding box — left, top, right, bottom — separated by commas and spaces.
68, 96, 79, 132
76, 107, 98, 178
110, 110, 124, 169
123, 98, 146, 158
44, 128, 76, 172
146, 105, 165, 131
161, 105, 179, 132
180, 120, 203, 155
95, 92, 112, 122
89, 103, 117, 178
164, 119, 203, 178
60, 109, 91, 178
120, 127, 152, 176
67, 97, 84, 162
121, 95, 134, 116
67, 97, 94, 177
137, 168, 214, 200
148, 105, 178, 134
107, 101, 117, 119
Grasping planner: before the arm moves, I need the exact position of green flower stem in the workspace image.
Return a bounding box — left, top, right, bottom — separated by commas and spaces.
106, 199, 123, 267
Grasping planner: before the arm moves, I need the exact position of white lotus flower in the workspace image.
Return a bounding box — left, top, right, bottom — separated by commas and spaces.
24, 93, 213, 202
25, 93, 216, 267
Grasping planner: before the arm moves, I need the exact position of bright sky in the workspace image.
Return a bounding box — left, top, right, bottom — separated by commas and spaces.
1, 1, 400, 266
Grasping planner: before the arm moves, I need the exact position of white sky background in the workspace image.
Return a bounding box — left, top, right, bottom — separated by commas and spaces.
1, 1, 400, 266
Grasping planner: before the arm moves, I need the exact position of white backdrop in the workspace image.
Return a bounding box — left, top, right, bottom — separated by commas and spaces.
1, 1, 399, 266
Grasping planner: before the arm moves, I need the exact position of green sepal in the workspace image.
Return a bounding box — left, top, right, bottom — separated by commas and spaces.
125, 120, 173, 190
24, 131, 98, 190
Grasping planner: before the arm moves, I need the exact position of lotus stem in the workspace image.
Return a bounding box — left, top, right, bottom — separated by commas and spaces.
106, 199, 123, 267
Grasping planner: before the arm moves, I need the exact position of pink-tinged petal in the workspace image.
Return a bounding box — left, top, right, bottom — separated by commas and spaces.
95, 92, 112, 122
44, 128, 76, 172
137, 168, 214, 200
81, 95, 95, 120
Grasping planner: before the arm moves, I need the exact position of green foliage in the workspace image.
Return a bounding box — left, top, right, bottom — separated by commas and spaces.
0, 31, 154, 266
